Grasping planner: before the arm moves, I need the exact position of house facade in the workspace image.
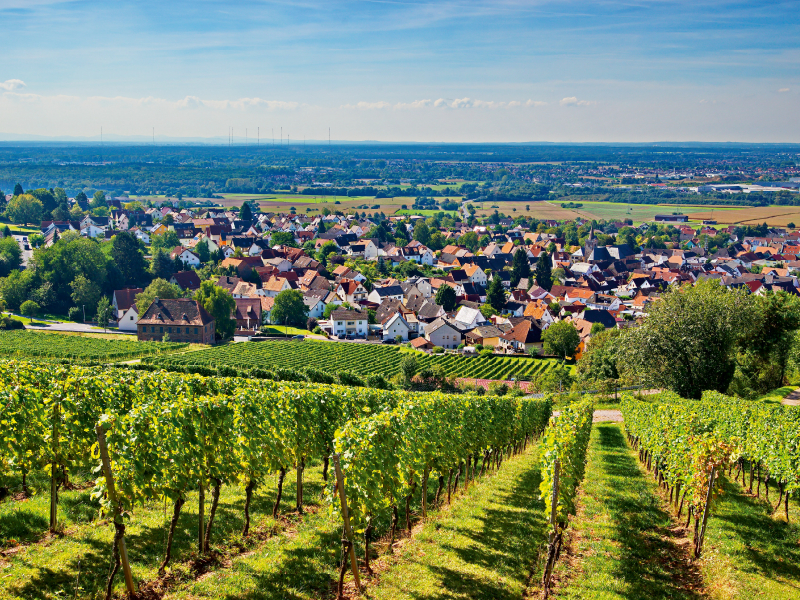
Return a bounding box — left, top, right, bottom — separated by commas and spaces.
137, 298, 215, 344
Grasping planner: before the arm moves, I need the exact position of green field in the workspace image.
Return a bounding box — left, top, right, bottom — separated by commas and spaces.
148, 339, 562, 381
394, 209, 458, 217
0, 330, 187, 362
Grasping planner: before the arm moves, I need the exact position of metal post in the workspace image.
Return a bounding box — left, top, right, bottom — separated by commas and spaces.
49, 403, 59, 532
332, 454, 362, 591
95, 425, 135, 595
198, 479, 205, 554
550, 458, 560, 534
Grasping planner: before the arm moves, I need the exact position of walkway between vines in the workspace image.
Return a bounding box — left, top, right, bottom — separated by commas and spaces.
363, 444, 548, 600
551, 423, 706, 599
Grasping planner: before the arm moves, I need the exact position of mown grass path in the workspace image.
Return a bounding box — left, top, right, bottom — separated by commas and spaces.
552, 423, 705, 599
364, 444, 548, 600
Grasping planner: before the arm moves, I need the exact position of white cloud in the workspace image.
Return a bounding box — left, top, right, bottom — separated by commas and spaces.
779, 88, 790, 93
560, 96, 595, 107
0, 79, 25, 91
343, 98, 541, 110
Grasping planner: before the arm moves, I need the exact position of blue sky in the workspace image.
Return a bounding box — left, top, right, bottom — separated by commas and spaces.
0, 0, 798, 142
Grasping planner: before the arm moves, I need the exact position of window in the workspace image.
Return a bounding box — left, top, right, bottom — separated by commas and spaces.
175, 327, 180, 334
151, 326, 155, 333
195, 328, 199, 334
167, 327, 172, 333
130, 316, 134, 321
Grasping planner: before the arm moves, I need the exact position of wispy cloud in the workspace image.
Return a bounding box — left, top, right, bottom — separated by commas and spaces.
560, 96, 595, 106
0, 79, 25, 91
343, 97, 546, 109
1, 91, 300, 111
779, 87, 790, 92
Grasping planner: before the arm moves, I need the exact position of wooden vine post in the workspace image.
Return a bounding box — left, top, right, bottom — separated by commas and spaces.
332, 453, 361, 596
49, 402, 59, 533
198, 479, 205, 554
95, 424, 135, 597
541, 458, 561, 598
695, 466, 716, 559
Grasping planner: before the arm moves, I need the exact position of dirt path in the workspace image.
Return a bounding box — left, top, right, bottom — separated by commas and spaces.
782, 389, 800, 406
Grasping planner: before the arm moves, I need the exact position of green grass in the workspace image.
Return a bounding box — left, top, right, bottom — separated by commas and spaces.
364, 443, 548, 600
552, 424, 704, 599
756, 385, 798, 404
0, 464, 327, 600
698, 475, 800, 600
260, 325, 316, 336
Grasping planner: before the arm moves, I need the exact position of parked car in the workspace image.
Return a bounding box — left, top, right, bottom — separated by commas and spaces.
381, 338, 396, 344
345, 334, 355, 340
292, 334, 304, 341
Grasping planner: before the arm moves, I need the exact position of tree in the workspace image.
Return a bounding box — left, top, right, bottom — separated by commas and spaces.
435, 284, 458, 312
135, 278, 182, 315
458, 231, 479, 252
0, 270, 33, 311
28, 189, 58, 215
401, 354, 418, 385
316, 240, 338, 265
96, 295, 113, 332
195, 280, 236, 340
413, 221, 431, 246
112, 231, 149, 286
195, 239, 210, 263
618, 280, 750, 399
542, 321, 580, 362
90, 190, 108, 209
733, 291, 800, 396
150, 248, 176, 280
272, 289, 309, 329
577, 328, 621, 384
486, 275, 505, 312
20, 300, 39, 323
534, 250, 552, 291
70, 275, 101, 317
151, 230, 181, 252
590, 322, 605, 335
270, 231, 297, 248
510, 247, 531, 287
74, 191, 88, 206
5, 194, 43, 226
12, 183, 23, 196
0, 236, 22, 277
239, 202, 252, 221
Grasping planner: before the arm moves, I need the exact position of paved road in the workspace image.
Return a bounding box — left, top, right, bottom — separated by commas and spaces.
12, 235, 33, 268
782, 389, 800, 406
552, 409, 623, 423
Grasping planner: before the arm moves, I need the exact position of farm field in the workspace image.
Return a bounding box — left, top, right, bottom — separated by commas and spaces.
687, 205, 800, 226
149, 339, 566, 382
0, 330, 187, 362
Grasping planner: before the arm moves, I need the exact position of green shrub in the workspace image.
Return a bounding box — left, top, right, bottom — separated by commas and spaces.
337, 371, 365, 387
304, 367, 335, 384
366, 373, 391, 390
432, 346, 444, 354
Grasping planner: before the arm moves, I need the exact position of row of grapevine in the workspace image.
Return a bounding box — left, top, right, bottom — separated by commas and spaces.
147, 339, 560, 381
696, 390, 800, 520
538, 398, 594, 594
0, 359, 552, 598
620, 394, 734, 558
0, 330, 187, 362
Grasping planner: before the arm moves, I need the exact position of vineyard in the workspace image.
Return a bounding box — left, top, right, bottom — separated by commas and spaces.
4, 358, 800, 600
147, 339, 565, 382
0, 330, 187, 362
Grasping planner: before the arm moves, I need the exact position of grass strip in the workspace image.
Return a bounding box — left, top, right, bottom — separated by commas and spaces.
552, 423, 705, 599
698, 476, 800, 600
0, 467, 324, 599
364, 443, 547, 600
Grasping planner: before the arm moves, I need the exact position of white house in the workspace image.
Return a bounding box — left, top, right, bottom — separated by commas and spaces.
382, 313, 411, 341
424, 317, 462, 349
454, 305, 486, 329
368, 284, 404, 304
171, 247, 201, 268
118, 305, 139, 332
303, 295, 326, 319
329, 309, 368, 338
463, 263, 488, 286
81, 224, 104, 238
